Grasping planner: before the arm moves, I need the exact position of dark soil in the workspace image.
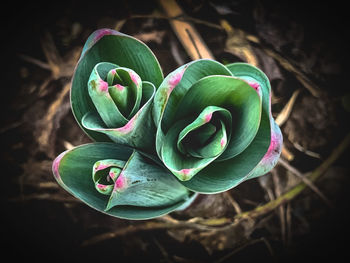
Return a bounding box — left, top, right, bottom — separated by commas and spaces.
2, 0, 349, 262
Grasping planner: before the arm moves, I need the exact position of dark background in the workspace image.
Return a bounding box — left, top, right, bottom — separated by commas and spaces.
2, 0, 349, 262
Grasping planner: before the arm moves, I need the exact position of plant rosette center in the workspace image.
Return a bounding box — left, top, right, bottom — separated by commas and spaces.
88, 63, 143, 126
153, 60, 282, 193
92, 159, 126, 195
80, 62, 158, 150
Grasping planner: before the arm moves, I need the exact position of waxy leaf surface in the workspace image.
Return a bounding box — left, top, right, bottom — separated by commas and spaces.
52, 143, 193, 220
71, 29, 163, 143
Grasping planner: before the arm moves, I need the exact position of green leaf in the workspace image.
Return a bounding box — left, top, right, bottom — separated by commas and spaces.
160, 118, 223, 181
187, 120, 228, 158
226, 62, 282, 180
108, 84, 129, 118
171, 75, 261, 161
157, 75, 261, 182
246, 119, 283, 179
52, 143, 193, 220
82, 81, 157, 152
92, 159, 125, 195
105, 151, 190, 211
180, 63, 277, 193
153, 59, 232, 157
106, 67, 143, 119
117, 67, 143, 118
71, 29, 163, 142
180, 115, 271, 193
153, 59, 233, 131
88, 63, 128, 127
177, 106, 231, 158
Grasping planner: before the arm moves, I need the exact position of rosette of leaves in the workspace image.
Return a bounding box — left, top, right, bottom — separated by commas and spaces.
72, 29, 163, 151
53, 143, 193, 219
153, 60, 282, 193
52, 29, 195, 219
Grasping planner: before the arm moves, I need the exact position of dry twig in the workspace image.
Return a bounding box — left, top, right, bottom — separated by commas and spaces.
236, 133, 349, 220
261, 47, 322, 97
292, 141, 322, 159
158, 0, 214, 60
278, 158, 332, 207
224, 192, 242, 214
271, 170, 287, 244
275, 89, 301, 126
221, 19, 259, 66
129, 13, 223, 30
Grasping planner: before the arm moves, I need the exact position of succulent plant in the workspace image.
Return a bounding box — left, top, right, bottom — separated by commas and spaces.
52, 29, 282, 219
153, 60, 283, 193
71, 29, 163, 151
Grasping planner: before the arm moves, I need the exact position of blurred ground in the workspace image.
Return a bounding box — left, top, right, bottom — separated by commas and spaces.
1, 0, 349, 262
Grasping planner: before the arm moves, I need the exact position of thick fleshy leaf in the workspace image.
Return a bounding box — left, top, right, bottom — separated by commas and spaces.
92, 159, 125, 195
227, 63, 282, 179
52, 143, 194, 220
180, 117, 270, 193
177, 106, 231, 158
82, 81, 156, 151
158, 75, 261, 181
107, 67, 143, 119
161, 118, 225, 181
153, 59, 233, 156
246, 119, 283, 179
71, 28, 163, 142
108, 84, 129, 117
88, 63, 128, 127
153, 59, 232, 130
105, 151, 190, 210
180, 63, 275, 193
187, 120, 228, 158
171, 75, 261, 161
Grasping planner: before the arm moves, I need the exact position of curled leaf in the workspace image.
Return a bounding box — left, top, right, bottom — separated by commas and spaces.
71, 28, 163, 147
52, 143, 194, 219
82, 61, 157, 151
153, 60, 282, 193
